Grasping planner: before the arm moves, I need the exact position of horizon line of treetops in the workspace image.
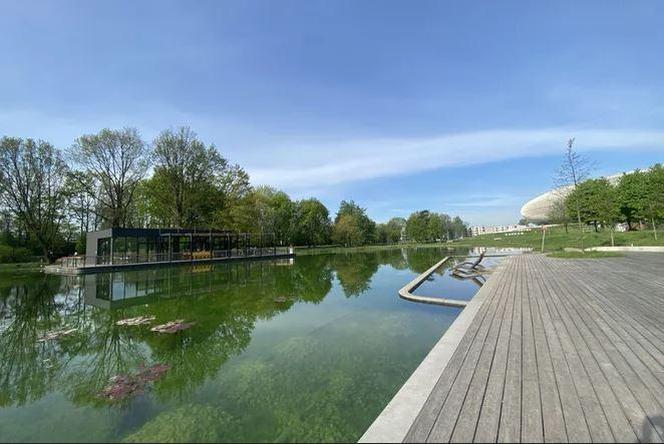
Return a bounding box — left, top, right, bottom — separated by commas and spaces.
0, 126, 469, 262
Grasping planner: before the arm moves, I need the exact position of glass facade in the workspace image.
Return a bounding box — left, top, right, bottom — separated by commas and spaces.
90, 229, 282, 266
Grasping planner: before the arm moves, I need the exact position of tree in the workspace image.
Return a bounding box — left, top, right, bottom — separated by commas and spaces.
0, 137, 69, 261
565, 179, 620, 235
332, 214, 363, 247
69, 128, 149, 228
211, 165, 252, 231
376, 217, 406, 244
546, 198, 571, 233
405, 211, 433, 242
641, 164, 664, 240
385, 217, 406, 243
292, 199, 331, 247
450, 216, 468, 239
246, 186, 295, 244
334, 201, 376, 245
616, 166, 664, 240
616, 171, 645, 230
150, 127, 233, 227
555, 137, 593, 247
62, 171, 97, 236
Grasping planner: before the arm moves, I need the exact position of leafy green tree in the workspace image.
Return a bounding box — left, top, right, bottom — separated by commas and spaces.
69, 128, 149, 228
616, 166, 664, 240
292, 199, 331, 247
565, 178, 619, 236
450, 216, 468, 239
334, 200, 376, 245
405, 210, 433, 242
251, 186, 295, 244
616, 170, 645, 230
150, 127, 236, 227
332, 214, 364, 247
642, 164, 664, 240
375, 223, 389, 244
385, 217, 406, 243
547, 198, 571, 233
0, 137, 69, 261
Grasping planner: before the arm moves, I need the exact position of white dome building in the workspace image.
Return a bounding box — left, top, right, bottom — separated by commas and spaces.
520, 173, 625, 223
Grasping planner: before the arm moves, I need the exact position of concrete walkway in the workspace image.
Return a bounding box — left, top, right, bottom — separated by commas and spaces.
362, 253, 664, 443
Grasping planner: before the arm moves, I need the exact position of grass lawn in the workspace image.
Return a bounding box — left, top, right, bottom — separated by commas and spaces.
547, 251, 624, 259
452, 225, 662, 252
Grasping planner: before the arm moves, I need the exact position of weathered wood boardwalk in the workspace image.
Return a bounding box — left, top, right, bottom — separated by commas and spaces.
367, 253, 664, 443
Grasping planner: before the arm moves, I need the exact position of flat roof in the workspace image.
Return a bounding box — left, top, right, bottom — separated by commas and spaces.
88, 227, 256, 237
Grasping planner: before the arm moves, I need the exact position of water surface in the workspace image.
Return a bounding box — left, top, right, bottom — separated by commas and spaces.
413, 255, 503, 302
0, 247, 471, 442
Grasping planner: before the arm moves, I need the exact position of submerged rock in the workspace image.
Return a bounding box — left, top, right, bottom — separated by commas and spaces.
116, 315, 156, 326
99, 363, 171, 401
37, 327, 77, 342
150, 320, 195, 334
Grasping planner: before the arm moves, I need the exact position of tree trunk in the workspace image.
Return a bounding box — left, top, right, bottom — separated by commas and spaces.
653, 217, 658, 241
576, 208, 584, 250
610, 229, 615, 247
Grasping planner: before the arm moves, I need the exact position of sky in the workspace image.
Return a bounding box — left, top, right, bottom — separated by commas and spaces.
1, 0, 663, 225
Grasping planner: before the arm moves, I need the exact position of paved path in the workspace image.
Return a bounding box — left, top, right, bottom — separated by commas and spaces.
381, 253, 664, 443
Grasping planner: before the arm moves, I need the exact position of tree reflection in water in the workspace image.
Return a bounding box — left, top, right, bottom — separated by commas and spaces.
0, 246, 467, 442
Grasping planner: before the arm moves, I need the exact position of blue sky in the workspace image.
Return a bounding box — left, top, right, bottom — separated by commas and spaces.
1, 0, 663, 225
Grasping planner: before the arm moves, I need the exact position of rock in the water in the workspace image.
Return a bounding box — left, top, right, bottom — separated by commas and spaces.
116, 315, 156, 326
99, 363, 171, 401
150, 320, 195, 334
37, 327, 77, 342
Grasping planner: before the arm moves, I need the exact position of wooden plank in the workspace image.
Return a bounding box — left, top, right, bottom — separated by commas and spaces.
543, 261, 646, 442
497, 256, 523, 443
473, 262, 518, 442
526, 261, 568, 443
521, 258, 544, 443
404, 259, 513, 442
534, 258, 619, 443
448, 258, 515, 442
427, 264, 512, 442
396, 253, 664, 443
549, 260, 664, 442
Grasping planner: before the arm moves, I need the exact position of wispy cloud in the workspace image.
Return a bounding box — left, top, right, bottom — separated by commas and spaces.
440, 194, 526, 208
248, 128, 664, 189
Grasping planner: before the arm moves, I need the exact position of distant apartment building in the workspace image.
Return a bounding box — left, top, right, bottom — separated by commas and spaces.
469, 224, 531, 237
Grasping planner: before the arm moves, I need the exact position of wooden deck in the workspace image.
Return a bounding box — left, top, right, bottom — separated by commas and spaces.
402, 253, 664, 443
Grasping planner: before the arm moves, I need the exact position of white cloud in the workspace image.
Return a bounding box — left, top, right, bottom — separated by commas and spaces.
247, 128, 664, 189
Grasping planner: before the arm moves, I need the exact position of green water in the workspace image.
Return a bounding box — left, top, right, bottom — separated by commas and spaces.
0, 248, 469, 443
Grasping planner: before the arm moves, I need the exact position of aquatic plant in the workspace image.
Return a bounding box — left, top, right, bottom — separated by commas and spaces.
122, 404, 238, 443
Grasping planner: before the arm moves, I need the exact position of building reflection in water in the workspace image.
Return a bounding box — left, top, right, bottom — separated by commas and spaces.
83, 258, 295, 309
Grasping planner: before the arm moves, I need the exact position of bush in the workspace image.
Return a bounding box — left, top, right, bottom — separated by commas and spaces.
0, 244, 32, 263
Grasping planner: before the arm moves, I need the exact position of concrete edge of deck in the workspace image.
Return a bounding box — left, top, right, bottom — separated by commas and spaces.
358, 256, 513, 443
587, 246, 664, 252
398, 257, 468, 309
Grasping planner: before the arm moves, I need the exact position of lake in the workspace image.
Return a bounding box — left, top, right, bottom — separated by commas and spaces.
0, 247, 484, 442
